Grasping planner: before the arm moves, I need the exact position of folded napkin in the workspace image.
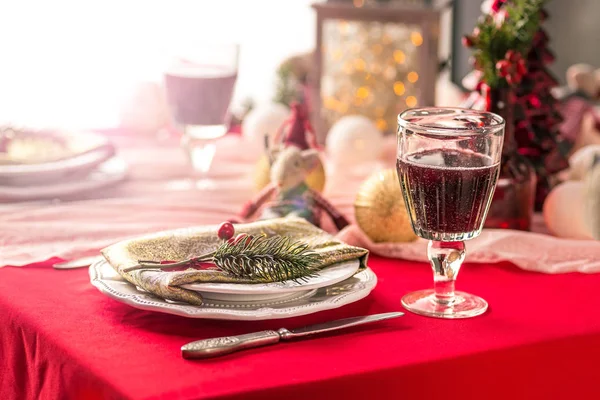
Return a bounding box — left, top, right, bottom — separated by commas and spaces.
101, 217, 369, 305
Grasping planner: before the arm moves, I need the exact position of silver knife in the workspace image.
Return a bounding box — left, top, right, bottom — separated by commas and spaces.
181, 311, 404, 359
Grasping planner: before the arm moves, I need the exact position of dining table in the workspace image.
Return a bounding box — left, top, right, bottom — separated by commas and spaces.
1, 129, 600, 400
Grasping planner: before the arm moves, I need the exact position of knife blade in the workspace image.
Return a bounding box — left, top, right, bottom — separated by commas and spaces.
181, 311, 404, 359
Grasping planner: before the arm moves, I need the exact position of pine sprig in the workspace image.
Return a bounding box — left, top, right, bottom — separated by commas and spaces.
213, 235, 321, 283
469, 0, 546, 88
127, 235, 323, 283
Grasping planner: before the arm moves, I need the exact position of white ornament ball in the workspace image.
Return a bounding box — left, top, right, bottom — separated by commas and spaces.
568, 145, 600, 180
584, 162, 600, 240
326, 115, 384, 165
242, 103, 290, 153
543, 181, 592, 239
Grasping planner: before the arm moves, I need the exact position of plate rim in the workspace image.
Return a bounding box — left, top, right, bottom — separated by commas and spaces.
0, 157, 128, 200
89, 258, 377, 321
180, 259, 360, 295
0, 132, 114, 176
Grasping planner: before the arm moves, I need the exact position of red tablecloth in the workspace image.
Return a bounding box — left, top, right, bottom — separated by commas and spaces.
2, 256, 600, 400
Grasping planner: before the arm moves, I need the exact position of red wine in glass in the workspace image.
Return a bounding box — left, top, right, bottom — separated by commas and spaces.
163, 45, 238, 183
396, 149, 500, 240
396, 107, 505, 319
164, 64, 237, 133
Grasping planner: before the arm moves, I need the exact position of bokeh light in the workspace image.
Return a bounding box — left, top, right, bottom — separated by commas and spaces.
393, 82, 406, 96
393, 50, 406, 64
410, 31, 423, 46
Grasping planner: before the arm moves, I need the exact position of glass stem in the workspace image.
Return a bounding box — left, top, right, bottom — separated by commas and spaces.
427, 240, 466, 305
190, 142, 217, 175
181, 126, 218, 176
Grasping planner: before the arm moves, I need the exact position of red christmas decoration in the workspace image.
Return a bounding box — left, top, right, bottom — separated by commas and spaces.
272, 102, 319, 150
496, 50, 527, 85
462, 1, 570, 211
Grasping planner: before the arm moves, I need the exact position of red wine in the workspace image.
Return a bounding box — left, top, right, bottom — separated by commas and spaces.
397, 149, 500, 240
164, 64, 237, 127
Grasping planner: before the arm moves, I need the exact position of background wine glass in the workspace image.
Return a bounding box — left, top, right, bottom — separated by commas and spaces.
396, 107, 504, 319
164, 43, 239, 189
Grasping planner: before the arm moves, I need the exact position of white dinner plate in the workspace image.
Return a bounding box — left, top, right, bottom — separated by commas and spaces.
180, 260, 360, 295
89, 258, 377, 321
0, 157, 128, 201
0, 141, 116, 186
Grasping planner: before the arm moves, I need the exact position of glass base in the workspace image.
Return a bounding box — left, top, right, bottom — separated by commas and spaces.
164, 178, 216, 191
401, 289, 488, 319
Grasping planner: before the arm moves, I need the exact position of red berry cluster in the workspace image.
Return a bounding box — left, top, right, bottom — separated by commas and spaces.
495, 50, 527, 85
217, 222, 253, 246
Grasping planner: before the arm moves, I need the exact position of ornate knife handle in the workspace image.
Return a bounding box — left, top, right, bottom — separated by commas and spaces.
181, 330, 281, 359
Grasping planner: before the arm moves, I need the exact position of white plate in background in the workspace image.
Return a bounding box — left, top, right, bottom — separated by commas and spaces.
0, 157, 127, 202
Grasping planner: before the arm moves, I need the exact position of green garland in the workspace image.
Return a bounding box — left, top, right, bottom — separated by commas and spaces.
274, 63, 301, 107
468, 0, 546, 88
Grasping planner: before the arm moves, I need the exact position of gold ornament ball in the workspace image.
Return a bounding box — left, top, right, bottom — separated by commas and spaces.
253, 153, 326, 193
354, 169, 416, 243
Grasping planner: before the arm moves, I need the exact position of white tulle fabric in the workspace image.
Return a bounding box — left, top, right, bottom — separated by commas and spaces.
1, 133, 599, 273
337, 224, 600, 274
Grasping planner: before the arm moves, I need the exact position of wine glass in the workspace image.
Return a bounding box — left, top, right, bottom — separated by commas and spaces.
163, 42, 239, 189
396, 107, 504, 319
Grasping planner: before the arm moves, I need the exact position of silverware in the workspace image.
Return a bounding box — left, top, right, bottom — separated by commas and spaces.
53, 256, 102, 270
181, 311, 404, 359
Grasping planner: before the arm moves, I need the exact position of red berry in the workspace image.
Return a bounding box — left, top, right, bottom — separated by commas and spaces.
461, 35, 474, 48
516, 59, 527, 76
234, 233, 247, 242
229, 233, 253, 247
217, 222, 235, 240
505, 50, 517, 62
490, 0, 504, 12
496, 60, 510, 76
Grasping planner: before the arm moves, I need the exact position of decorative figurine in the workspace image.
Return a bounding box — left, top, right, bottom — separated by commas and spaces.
271, 102, 319, 151
253, 102, 326, 193
558, 64, 600, 151
241, 146, 348, 231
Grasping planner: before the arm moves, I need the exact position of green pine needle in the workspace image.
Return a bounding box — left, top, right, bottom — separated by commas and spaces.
213, 235, 322, 283
273, 64, 301, 107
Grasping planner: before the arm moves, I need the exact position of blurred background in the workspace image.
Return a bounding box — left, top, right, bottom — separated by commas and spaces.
1, 0, 598, 131
1, 0, 600, 238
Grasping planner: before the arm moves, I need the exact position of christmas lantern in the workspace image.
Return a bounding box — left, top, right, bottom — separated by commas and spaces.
311, 1, 441, 140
